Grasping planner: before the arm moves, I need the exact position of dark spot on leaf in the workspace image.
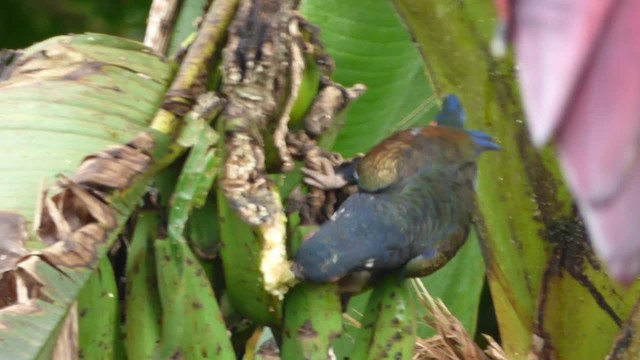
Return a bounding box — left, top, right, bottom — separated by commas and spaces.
328, 331, 341, 341
392, 331, 402, 341
60, 61, 106, 81
257, 338, 280, 357
297, 319, 318, 339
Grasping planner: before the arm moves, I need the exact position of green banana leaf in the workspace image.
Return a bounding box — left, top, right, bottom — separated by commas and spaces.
0, 34, 173, 223
0, 34, 173, 360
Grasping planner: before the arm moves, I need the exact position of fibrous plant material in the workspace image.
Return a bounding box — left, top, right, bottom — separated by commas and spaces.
412, 279, 507, 360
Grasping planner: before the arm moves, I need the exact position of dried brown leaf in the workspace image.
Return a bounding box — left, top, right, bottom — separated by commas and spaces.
0, 255, 50, 310
0, 212, 29, 273
411, 279, 508, 360
37, 132, 154, 269
52, 303, 78, 360
70, 132, 154, 190
303, 83, 366, 137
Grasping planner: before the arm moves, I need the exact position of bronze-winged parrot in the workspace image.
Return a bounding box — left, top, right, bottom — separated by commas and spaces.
294, 95, 500, 283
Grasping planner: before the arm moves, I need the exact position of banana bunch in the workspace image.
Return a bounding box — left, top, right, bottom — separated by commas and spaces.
79, 2, 420, 359
121, 96, 235, 359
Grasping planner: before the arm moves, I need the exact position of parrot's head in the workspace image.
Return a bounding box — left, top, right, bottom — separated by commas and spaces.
435, 95, 502, 154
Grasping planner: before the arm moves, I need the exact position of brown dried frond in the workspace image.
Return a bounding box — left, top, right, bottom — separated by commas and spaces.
411, 279, 508, 360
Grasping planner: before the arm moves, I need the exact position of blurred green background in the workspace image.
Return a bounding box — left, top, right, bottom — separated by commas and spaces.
0, 0, 151, 49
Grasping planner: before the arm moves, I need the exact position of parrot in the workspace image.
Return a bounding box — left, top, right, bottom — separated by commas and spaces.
293, 95, 500, 283
493, 0, 640, 284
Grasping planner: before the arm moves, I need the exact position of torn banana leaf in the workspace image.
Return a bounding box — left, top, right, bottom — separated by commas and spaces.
0, 33, 173, 360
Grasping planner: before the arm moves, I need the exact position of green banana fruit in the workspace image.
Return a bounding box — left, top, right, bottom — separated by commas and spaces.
77, 256, 124, 360
155, 234, 235, 359
216, 109, 285, 325
352, 276, 417, 359
177, 239, 235, 360
154, 239, 187, 359
217, 190, 283, 326
188, 191, 221, 259
125, 211, 162, 360
281, 224, 342, 359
